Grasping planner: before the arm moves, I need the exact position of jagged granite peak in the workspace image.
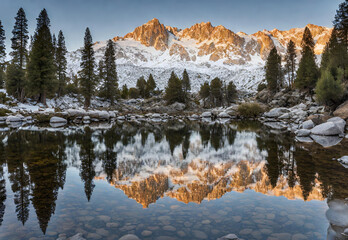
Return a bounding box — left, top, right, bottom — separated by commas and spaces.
123, 18, 169, 51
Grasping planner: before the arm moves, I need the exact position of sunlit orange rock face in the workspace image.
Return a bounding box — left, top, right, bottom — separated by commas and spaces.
102, 159, 324, 208
124, 18, 169, 51
111, 19, 332, 64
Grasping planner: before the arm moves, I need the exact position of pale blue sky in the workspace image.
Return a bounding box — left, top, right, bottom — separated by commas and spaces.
0, 0, 343, 51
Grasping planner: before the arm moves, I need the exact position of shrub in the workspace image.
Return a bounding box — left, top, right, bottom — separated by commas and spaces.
36, 114, 52, 123
237, 103, 264, 118
0, 108, 11, 116
0, 92, 10, 104
315, 69, 343, 106
128, 88, 140, 99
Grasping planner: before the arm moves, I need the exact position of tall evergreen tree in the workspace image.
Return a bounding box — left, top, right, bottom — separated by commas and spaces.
79, 27, 96, 108
136, 76, 147, 98
294, 27, 319, 91
164, 71, 184, 104
333, 0, 348, 48
226, 81, 237, 103
199, 81, 210, 108
56, 31, 67, 97
121, 84, 129, 99
182, 69, 191, 101
27, 9, 57, 105
146, 74, 156, 97
210, 77, 223, 107
0, 21, 5, 88
7, 8, 28, 101
265, 47, 282, 92
285, 40, 296, 87
100, 39, 118, 105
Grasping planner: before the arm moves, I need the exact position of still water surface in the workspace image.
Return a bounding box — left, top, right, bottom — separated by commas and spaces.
0, 120, 347, 240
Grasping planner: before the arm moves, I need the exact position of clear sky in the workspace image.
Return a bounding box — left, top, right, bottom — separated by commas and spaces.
0, 0, 343, 51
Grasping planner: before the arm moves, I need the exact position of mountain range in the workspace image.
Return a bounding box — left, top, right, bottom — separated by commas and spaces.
67, 18, 332, 92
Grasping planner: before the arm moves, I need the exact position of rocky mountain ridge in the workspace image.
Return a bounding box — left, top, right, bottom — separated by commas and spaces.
67, 19, 332, 92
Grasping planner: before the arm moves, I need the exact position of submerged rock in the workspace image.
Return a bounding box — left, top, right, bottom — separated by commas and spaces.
296, 136, 314, 143
296, 129, 311, 137
217, 233, 239, 240
119, 234, 140, 240
311, 122, 342, 136
264, 122, 287, 130
310, 135, 343, 147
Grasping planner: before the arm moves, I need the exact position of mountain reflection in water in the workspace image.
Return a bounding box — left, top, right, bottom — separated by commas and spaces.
0, 120, 347, 239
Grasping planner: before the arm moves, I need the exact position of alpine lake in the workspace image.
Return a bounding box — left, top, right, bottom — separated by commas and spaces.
0, 119, 347, 240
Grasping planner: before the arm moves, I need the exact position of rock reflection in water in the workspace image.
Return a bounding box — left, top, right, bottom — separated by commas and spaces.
0, 120, 347, 239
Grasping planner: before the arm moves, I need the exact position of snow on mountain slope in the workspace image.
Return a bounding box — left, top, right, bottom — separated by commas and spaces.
67, 19, 332, 93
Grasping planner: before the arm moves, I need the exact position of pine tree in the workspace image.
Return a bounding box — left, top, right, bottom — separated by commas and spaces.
265, 47, 282, 92
333, 0, 348, 48
294, 27, 319, 91
227, 81, 237, 103
100, 39, 118, 104
97, 59, 105, 82
27, 9, 57, 105
0, 21, 5, 88
7, 8, 28, 101
56, 31, 67, 96
210, 77, 223, 107
121, 84, 129, 99
182, 69, 191, 102
199, 81, 210, 108
79, 27, 96, 108
136, 76, 147, 98
164, 71, 184, 104
146, 74, 156, 97
285, 40, 296, 87
52, 34, 57, 62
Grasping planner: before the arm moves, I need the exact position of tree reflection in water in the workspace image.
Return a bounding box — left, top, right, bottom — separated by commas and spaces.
0, 120, 347, 237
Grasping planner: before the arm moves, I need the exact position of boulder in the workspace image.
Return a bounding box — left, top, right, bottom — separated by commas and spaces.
6, 116, 22, 123
296, 129, 311, 137
98, 111, 110, 120
201, 111, 211, 118
310, 135, 343, 147
67, 109, 86, 117
190, 114, 199, 119
264, 107, 289, 118
327, 117, 346, 133
311, 122, 343, 136
152, 113, 161, 119
0, 116, 7, 122
301, 120, 315, 129
218, 112, 230, 118
333, 100, 348, 120
50, 117, 67, 124
337, 156, 348, 168
169, 102, 185, 112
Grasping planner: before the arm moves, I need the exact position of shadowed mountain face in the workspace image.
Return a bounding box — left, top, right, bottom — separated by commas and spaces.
0, 121, 347, 238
